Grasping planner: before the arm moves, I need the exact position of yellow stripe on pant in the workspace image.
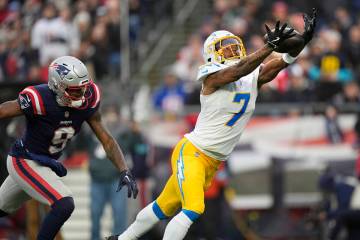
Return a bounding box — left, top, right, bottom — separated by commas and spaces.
156, 137, 221, 217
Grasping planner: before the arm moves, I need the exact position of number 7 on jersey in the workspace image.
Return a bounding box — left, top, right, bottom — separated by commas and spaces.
226, 93, 250, 127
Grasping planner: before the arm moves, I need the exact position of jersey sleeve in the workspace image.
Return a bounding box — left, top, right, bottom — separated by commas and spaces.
89, 83, 101, 109
84, 82, 101, 119
196, 62, 228, 82
18, 86, 46, 117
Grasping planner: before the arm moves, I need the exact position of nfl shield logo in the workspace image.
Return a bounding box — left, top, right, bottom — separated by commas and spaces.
65, 111, 69, 118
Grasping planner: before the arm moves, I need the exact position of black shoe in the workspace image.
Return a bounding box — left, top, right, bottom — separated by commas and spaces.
105, 235, 119, 240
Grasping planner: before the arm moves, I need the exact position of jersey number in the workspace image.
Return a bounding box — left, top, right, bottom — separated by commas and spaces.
226, 93, 250, 127
49, 127, 75, 154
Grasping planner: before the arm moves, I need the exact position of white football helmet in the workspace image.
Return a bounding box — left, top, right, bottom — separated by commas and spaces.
48, 56, 91, 108
203, 30, 246, 66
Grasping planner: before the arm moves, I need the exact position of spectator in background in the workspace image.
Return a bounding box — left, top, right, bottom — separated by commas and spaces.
90, 13, 109, 80
31, 3, 79, 67
129, 0, 141, 45
0, 0, 9, 24
87, 105, 128, 240
173, 34, 203, 83
334, 7, 353, 35
333, 81, 360, 105
345, 25, 360, 80
270, 1, 288, 24
324, 105, 344, 144
74, 4, 91, 40
153, 69, 186, 118
283, 63, 313, 102
311, 29, 352, 101
118, 120, 151, 208
22, 0, 42, 31
318, 168, 353, 240
106, 0, 121, 77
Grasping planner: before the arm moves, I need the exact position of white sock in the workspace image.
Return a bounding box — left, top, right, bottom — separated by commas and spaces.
118, 201, 160, 240
163, 211, 193, 240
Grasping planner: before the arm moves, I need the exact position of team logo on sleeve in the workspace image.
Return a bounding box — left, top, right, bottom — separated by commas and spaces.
19, 94, 31, 109
51, 64, 70, 79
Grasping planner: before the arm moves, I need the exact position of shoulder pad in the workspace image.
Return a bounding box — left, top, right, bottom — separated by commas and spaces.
19, 86, 46, 115
89, 83, 101, 109
196, 63, 228, 82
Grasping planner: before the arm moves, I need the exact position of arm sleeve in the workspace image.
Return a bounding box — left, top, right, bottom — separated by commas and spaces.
86, 83, 101, 119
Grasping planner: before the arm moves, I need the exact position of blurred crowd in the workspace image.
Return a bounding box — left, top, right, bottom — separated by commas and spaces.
0, 0, 175, 83
152, 0, 360, 115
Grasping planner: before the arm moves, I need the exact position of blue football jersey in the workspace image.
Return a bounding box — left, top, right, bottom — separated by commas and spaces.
10, 83, 100, 160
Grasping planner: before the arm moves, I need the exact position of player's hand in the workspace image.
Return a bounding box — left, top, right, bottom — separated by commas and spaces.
265, 21, 295, 50
117, 169, 139, 199
302, 8, 317, 45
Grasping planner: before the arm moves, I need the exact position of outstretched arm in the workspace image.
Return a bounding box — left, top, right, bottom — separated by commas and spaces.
257, 57, 288, 89
203, 21, 295, 95
87, 111, 127, 171
87, 111, 138, 198
203, 45, 273, 93
258, 8, 317, 89
0, 100, 23, 119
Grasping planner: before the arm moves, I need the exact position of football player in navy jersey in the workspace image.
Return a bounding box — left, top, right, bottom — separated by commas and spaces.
0, 56, 138, 239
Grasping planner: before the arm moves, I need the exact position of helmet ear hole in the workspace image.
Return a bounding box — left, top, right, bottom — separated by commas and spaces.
207, 58, 211, 62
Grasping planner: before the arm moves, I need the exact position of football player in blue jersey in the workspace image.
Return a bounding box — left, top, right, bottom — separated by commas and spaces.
0, 56, 138, 240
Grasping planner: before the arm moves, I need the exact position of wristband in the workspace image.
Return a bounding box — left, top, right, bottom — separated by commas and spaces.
282, 53, 298, 64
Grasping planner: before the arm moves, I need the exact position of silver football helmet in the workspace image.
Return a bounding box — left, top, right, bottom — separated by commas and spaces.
48, 56, 91, 108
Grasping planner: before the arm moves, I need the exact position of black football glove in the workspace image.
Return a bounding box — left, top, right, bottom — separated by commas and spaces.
117, 170, 138, 199
265, 21, 295, 50
302, 8, 317, 45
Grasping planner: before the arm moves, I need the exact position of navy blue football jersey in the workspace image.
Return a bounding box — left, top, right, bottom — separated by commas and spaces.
11, 83, 100, 160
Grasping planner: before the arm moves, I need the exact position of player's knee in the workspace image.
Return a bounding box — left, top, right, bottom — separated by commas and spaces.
0, 209, 9, 218
52, 197, 75, 218
185, 201, 205, 216
182, 209, 201, 222
151, 201, 168, 220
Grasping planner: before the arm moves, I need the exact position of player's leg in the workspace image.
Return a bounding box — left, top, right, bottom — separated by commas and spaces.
112, 139, 187, 240
8, 156, 74, 239
163, 140, 221, 240
163, 150, 205, 240
0, 174, 32, 217
90, 180, 108, 240
115, 174, 181, 240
